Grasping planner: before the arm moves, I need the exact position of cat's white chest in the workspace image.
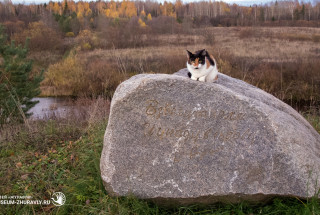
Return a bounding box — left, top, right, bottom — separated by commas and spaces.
187, 63, 218, 83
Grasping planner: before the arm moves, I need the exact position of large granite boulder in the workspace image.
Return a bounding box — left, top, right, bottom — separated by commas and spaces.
100, 68, 320, 205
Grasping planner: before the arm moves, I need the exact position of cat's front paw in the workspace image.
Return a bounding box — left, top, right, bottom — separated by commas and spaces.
198, 76, 206, 82
191, 76, 197, 81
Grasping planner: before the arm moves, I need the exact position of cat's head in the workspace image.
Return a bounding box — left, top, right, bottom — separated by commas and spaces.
186, 49, 207, 70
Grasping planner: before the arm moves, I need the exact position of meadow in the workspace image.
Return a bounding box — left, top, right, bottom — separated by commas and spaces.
0, 97, 319, 214
1, 25, 320, 214
1, 0, 320, 212
38, 26, 320, 111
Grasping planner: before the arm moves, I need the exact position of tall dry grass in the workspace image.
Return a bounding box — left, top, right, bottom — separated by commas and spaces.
0, 97, 110, 151
37, 26, 320, 111
187, 27, 319, 110
41, 46, 187, 98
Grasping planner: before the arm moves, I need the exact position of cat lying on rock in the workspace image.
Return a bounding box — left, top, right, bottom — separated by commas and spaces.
186, 49, 218, 83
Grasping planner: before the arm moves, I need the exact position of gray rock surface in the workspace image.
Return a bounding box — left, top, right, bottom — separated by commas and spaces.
100, 68, 320, 205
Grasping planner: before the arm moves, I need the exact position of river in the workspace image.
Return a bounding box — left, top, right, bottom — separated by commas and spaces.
28, 97, 77, 120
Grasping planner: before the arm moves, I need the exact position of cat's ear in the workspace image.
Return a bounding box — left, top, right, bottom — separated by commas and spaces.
186, 50, 192, 59
200, 49, 207, 56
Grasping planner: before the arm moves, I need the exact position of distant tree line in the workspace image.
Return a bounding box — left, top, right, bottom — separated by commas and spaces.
0, 0, 319, 38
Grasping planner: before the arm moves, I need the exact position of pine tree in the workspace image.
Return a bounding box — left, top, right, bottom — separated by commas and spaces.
0, 24, 43, 126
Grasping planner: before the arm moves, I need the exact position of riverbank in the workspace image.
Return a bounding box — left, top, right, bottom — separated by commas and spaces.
28, 97, 103, 120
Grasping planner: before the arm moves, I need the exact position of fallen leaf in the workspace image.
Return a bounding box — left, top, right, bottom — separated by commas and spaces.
21, 174, 29, 180
16, 162, 22, 168
50, 159, 57, 164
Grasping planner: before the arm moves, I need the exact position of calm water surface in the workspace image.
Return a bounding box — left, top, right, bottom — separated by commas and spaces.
28, 97, 76, 120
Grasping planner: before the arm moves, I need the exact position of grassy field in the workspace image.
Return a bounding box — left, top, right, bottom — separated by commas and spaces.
1, 99, 320, 214
1, 26, 320, 214
37, 26, 320, 109
0, 107, 319, 214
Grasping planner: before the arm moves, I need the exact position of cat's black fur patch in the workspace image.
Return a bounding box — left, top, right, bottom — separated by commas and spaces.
187, 49, 205, 65
205, 52, 215, 66
187, 72, 191, 78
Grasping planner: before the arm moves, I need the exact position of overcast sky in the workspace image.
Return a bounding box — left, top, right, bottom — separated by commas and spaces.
8, 0, 280, 7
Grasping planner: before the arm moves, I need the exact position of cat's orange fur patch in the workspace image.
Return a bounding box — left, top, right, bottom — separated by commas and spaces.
206, 58, 210, 69
193, 58, 199, 66
206, 55, 215, 69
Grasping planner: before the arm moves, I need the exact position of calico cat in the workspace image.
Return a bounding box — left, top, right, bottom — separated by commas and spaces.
186, 49, 218, 82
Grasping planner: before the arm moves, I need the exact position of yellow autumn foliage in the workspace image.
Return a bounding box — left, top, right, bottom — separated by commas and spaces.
119, 0, 137, 18
105, 9, 119, 18
138, 18, 146, 27
160, 2, 176, 18
85, 8, 92, 17
66, 32, 75, 37
11, 21, 62, 51
140, 10, 146, 17
45, 54, 86, 96
82, 42, 92, 50
53, 2, 60, 14
104, 0, 136, 18
76, 29, 98, 49
77, 11, 83, 19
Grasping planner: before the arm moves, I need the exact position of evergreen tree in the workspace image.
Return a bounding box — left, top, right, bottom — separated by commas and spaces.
0, 25, 43, 126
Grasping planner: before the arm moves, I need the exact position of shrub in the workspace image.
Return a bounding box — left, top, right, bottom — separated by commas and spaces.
3, 21, 24, 39
82, 42, 92, 50
202, 28, 215, 46
217, 52, 320, 106
66, 32, 75, 37
11, 22, 63, 51
43, 53, 86, 96
43, 52, 128, 98
148, 16, 182, 34
76, 29, 98, 49
84, 57, 127, 98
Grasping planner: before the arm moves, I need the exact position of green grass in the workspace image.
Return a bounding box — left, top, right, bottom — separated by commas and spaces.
0, 117, 320, 215
304, 112, 320, 134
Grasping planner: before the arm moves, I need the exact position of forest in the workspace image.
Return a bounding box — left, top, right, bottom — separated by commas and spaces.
1, 0, 320, 29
